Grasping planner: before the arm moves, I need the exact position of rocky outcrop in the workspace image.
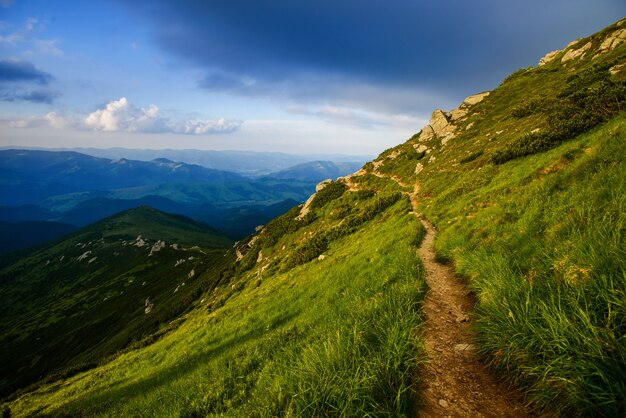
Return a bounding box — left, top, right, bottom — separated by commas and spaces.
296, 179, 333, 220
538, 50, 561, 66
419, 110, 456, 143
462, 91, 490, 106
561, 41, 592, 62
610, 62, 626, 75
597, 28, 626, 55
315, 179, 332, 192
416, 91, 489, 146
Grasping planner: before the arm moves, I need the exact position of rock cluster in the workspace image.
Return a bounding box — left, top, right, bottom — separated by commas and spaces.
539, 22, 626, 65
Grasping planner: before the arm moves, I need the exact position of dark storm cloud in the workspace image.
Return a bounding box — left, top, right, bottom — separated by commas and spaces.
0, 59, 54, 84
121, 0, 625, 111
0, 88, 59, 103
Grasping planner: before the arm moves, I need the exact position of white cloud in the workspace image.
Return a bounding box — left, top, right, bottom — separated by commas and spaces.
175, 118, 242, 135
0, 33, 21, 44
0, 17, 63, 56
8, 112, 70, 129
1, 97, 243, 136
287, 104, 423, 130
84, 97, 131, 131
84, 97, 242, 134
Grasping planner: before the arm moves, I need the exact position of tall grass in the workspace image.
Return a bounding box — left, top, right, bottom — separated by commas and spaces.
430, 115, 626, 416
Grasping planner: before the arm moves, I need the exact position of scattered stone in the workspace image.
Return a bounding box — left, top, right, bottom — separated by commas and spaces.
188, 269, 195, 279
414, 144, 429, 153
149, 240, 166, 256
318, 254, 326, 261
454, 343, 476, 352
438, 399, 449, 408
77, 251, 92, 261
59, 255, 64, 262
135, 235, 146, 247
465, 122, 474, 130
610, 62, 626, 75
415, 163, 424, 175
88, 256, 97, 264
175, 259, 186, 267
456, 314, 470, 323
255, 225, 264, 232
144, 297, 154, 314
171, 243, 179, 250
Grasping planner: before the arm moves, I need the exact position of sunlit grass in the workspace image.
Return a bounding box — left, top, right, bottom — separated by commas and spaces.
8, 198, 426, 417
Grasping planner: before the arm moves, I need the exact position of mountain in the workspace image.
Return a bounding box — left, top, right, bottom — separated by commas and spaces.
0, 147, 372, 176
0, 206, 233, 398
264, 160, 363, 182
3, 19, 626, 418
0, 150, 243, 205
0, 150, 314, 241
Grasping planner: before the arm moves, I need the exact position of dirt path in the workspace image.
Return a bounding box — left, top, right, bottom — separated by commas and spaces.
341, 170, 533, 416
411, 187, 532, 417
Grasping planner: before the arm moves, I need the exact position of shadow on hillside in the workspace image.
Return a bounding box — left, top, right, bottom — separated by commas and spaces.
38, 311, 299, 416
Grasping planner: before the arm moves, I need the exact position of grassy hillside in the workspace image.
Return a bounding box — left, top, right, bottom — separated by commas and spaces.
5, 181, 427, 417
0, 207, 233, 399
359, 18, 626, 416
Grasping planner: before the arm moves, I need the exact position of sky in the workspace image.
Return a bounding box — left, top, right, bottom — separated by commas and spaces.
0, 1, 624, 155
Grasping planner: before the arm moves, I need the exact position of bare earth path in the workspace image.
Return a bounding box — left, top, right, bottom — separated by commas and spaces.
341, 171, 534, 416
410, 188, 533, 417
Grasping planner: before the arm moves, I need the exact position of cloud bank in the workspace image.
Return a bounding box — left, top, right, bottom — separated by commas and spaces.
120, 0, 625, 114
7, 97, 242, 135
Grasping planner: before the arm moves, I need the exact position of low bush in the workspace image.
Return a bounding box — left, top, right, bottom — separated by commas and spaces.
492, 62, 626, 164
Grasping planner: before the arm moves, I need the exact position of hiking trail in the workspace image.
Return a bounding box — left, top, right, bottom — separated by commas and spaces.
409, 184, 533, 417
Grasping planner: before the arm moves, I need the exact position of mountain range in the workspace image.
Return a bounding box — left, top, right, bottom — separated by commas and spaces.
0, 150, 365, 252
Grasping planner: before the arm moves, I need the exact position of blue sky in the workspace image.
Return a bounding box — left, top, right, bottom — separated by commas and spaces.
0, 1, 623, 154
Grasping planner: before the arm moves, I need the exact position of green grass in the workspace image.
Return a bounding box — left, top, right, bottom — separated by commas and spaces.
5, 188, 427, 417
430, 117, 626, 415
406, 47, 625, 415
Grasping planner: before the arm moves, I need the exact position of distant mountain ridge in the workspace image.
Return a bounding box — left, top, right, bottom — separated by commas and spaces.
0, 149, 326, 247
264, 160, 363, 182
0, 147, 371, 176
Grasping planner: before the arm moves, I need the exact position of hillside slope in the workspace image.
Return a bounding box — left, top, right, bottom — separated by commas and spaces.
0, 207, 233, 398
2, 18, 625, 418
354, 18, 625, 416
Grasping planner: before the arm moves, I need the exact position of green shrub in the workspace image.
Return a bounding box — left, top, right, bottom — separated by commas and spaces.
492, 62, 626, 164
308, 181, 348, 211
459, 150, 484, 164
